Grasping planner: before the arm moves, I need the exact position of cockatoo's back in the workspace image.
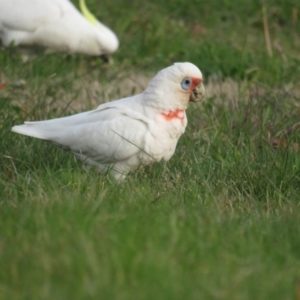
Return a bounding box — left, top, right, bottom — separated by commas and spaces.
12, 62, 205, 181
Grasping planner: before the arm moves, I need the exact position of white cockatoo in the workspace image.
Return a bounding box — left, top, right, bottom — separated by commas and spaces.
0, 0, 118, 58
12, 62, 205, 181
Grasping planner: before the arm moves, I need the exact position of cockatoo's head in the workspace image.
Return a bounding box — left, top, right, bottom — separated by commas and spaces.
144, 62, 205, 110
79, 0, 119, 59
94, 21, 119, 60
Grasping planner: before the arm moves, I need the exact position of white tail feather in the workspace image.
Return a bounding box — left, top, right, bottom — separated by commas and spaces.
12, 122, 55, 140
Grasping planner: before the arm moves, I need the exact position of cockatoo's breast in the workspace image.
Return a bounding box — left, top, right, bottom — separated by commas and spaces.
137, 109, 187, 164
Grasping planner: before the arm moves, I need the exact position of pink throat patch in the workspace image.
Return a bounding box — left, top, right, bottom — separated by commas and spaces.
162, 109, 185, 121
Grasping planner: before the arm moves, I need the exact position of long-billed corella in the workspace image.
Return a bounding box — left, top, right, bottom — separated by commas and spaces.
12, 62, 205, 181
0, 0, 118, 58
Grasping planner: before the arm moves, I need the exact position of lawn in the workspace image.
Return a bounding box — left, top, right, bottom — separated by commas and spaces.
1, 0, 300, 299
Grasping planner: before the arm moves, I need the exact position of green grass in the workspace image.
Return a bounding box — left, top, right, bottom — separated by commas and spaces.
1, 0, 300, 299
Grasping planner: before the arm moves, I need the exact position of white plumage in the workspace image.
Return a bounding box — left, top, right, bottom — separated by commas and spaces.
0, 0, 118, 56
12, 62, 205, 180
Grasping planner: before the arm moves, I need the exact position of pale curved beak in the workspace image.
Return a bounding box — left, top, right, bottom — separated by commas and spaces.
189, 82, 205, 102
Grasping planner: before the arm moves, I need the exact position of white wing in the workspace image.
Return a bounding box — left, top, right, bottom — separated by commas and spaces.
12, 105, 150, 165
0, 0, 65, 45
0, 0, 66, 32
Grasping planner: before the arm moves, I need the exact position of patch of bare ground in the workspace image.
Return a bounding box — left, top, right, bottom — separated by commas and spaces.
1, 67, 300, 119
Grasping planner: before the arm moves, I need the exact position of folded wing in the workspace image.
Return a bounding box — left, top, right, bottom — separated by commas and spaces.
12, 106, 150, 165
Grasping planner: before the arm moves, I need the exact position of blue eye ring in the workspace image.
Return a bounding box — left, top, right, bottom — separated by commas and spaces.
181, 77, 192, 90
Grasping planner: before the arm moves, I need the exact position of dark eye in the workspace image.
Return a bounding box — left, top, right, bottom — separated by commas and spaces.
181, 77, 192, 90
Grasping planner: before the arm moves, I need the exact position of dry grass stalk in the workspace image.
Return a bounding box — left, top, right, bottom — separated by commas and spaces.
262, 6, 273, 57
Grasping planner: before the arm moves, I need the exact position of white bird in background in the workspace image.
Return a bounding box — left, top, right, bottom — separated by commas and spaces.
0, 0, 119, 58
12, 62, 205, 181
